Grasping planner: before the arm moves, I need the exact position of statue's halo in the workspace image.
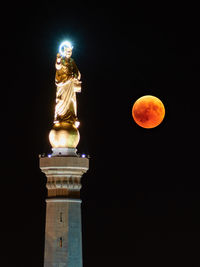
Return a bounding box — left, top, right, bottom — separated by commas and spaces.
59, 41, 73, 56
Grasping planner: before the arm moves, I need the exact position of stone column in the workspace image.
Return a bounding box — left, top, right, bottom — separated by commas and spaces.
40, 156, 89, 267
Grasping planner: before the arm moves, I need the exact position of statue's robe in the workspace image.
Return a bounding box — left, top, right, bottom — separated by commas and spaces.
55, 57, 81, 124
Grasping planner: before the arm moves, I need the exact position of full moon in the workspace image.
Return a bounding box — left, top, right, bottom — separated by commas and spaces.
132, 95, 165, 129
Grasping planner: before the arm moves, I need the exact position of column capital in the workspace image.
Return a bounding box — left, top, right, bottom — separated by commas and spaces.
40, 156, 89, 198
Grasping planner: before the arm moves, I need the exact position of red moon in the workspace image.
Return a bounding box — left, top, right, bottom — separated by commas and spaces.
132, 95, 165, 129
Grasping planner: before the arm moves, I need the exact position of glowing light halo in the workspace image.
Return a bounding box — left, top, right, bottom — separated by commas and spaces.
59, 41, 73, 56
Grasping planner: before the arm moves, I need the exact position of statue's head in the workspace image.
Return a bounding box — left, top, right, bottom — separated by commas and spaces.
59, 41, 73, 59
63, 47, 72, 58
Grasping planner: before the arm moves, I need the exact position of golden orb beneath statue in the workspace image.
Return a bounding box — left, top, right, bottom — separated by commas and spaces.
49, 122, 80, 148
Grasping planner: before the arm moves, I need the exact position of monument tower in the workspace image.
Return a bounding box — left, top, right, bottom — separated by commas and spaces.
40, 41, 89, 267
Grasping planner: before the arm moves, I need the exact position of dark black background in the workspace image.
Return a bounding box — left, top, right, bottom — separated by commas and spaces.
1, 3, 200, 266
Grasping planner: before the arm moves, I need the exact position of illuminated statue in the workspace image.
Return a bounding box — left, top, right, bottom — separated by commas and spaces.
49, 41, 81, 151
54, 41, 81, 127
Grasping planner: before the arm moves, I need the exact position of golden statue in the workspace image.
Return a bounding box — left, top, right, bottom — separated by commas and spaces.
49, 41, 81, 152
54, 41, 81, 126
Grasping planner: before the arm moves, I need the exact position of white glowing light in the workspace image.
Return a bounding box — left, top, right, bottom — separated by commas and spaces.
48, 154, 52, 158
59, 41, 73, 56
81, 154, 86, 158
74, 121, 80, 128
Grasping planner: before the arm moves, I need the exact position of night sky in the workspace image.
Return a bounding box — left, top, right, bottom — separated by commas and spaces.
1, 4, 200, 267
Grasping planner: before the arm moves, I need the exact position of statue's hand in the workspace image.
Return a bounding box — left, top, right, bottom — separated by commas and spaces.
56, 53, 61, 63
74, 79, 82, 93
